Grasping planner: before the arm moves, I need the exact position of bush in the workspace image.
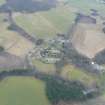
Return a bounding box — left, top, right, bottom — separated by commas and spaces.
0, 46, 4, 52
45, 77, 85, 104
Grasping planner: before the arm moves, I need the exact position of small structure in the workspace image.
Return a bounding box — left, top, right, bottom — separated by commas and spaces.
90, 61, 105, 73
83, 88, 98, 96
40, 47, 61, 64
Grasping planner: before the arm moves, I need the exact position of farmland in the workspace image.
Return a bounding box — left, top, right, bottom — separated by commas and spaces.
67, 0, 105, 14
0, 77, 50, 105
32, 60, 56, 74
0, 14, 34, 57
14, 5, 76, 38
61, 65, 98, 86
0, 0, 105, 105
0, 13, 34, 70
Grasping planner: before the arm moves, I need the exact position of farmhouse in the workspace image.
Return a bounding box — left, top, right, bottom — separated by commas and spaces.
40, 47, 61, 63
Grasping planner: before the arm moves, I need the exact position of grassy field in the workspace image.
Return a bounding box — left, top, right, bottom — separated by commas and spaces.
0, 77, 50, 105
61, 64, 99, 87
14, 5, 76, 38
32, 60, 100, 87
60, 64, 105, 105
67, 0, 105, 14
96, 73, 105, 93
0, 14, 34, 57
0, 0, 5, 5
0, 1, 105, 105
0, 13, 34, 71
13, 0, 105, 39
32, 60, 56, 74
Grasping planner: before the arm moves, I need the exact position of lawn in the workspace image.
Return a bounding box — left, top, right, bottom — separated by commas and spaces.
0, 77, 50, 105
14, 5, 76, 38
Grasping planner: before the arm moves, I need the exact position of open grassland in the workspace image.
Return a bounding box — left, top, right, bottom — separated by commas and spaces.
0, 14, 34, 57
0, 77, 50, 105
61, 65, 99, 87
14, 5, 76, 38
32, 60, 56, 74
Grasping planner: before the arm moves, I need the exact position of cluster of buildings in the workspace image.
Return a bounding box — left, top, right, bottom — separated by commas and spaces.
28, 34, 70, 64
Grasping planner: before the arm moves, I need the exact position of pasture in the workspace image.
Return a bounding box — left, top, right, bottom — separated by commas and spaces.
0, 1, 105, 105
32, 60, 56, 74
0, 14, 34, 57
0, 77, 50, 105
14, 5, 76, 38
67, 0, 105, 14
61, 64, 99, 87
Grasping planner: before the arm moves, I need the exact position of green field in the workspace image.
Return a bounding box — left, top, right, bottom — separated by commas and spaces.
13, 0, 105, 39
14, 5, 76, 38
0, 0, 5, 5
0, 1, 105, 105
0, 77, 50, 105
0, 13, 34, 58
32, 60, 56, 74
61, 65, 99, 87
67, 0, 105, 14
